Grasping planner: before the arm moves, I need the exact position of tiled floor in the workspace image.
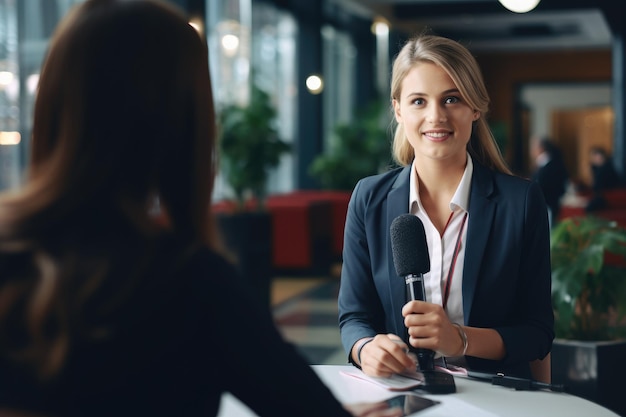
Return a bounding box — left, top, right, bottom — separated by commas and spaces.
272, 277, 347, 365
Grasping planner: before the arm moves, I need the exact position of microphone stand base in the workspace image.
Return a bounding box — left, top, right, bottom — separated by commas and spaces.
418, 370, 457, 394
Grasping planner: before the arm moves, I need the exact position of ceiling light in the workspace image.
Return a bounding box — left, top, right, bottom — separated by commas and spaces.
0, 131, 21, 145
0, 71, 13, 87
305, 75, 324, 95
498, 0, 540, 13
221, 34, 240, 57
370, 18, 389, 36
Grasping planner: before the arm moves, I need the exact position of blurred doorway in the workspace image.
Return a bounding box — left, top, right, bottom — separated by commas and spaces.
551, 107, 613, 188
520, 82, 612, 185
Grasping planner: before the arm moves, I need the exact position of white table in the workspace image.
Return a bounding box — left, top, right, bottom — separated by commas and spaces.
217, 365, 620, 417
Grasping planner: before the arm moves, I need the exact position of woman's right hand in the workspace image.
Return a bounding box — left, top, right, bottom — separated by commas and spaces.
356, 334, 416, 378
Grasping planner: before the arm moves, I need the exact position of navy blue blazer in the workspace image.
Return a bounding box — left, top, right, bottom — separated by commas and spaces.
338, 161, 554, 378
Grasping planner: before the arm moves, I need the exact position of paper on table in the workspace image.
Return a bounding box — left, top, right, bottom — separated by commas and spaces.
434, 364, 468, 376
340, 369, 423, 391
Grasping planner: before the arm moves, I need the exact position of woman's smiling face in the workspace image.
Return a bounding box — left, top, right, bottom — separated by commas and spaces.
393, 62, 479, 165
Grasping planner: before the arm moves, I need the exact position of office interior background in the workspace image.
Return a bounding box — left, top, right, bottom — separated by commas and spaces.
1, 0, 624, 196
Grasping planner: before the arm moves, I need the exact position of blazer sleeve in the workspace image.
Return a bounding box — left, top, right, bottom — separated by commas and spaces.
337, 179, 388, 362
490, 180, 554, 366
463, 176, 554, 376
189, 249, 353, 417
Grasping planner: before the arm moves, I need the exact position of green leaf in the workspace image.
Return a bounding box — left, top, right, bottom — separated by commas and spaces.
308, 97, 396, 190
218, 83, 292, 210
550, 216, 626, 340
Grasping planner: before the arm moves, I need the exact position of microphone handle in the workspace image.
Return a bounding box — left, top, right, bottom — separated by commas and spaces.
405, 274, 435, 371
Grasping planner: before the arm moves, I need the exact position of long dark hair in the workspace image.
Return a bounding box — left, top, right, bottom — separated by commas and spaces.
0, 0, 217, 379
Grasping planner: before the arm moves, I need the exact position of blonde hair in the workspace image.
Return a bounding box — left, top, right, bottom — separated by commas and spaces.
0, 0, 217, 378
390, 35, 511, 174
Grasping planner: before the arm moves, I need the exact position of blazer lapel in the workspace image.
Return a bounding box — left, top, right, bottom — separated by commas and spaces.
462, 162, 496, 322
385, 166, 412, 337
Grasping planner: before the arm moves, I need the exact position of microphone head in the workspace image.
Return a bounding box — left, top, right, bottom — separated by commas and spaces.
390, 214, 430, 276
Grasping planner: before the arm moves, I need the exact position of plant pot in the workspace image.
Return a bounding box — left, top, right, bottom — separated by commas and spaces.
216, 211, 273, 308
551, 338, 626, 416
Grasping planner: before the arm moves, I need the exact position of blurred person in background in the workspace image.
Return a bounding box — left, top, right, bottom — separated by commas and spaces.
586, 146, 623, 212
530, 136, 569, 228
0, 1, 401, 417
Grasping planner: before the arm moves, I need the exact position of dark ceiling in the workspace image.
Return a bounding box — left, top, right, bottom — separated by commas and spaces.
332, 0, 621, 52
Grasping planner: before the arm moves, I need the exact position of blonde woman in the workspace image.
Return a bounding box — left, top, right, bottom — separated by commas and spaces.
339, 35, 553, 382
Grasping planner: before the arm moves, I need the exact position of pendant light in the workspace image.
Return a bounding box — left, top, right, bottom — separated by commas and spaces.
498, 0, 540, 13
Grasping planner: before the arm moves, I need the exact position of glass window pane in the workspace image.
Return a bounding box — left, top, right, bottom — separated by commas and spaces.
208, 0, 297, 201
0, 0, 85, 191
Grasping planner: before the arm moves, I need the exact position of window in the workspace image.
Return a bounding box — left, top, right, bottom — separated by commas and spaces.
208, 0, 297, 201
0, 0, 85, 190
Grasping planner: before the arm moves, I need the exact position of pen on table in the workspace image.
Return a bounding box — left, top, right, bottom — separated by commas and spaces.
491, 374, 567, 392
390, 338, 410, 353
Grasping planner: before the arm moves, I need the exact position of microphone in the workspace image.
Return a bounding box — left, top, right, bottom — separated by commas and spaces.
390, 214, 456, 394
390, 214, 434, 371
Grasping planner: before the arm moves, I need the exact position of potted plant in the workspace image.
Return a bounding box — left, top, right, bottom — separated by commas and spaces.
218, 83, 291, 211
550, 215, 626, 415
309, 98, 395, 191
215, 83, 291, 307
